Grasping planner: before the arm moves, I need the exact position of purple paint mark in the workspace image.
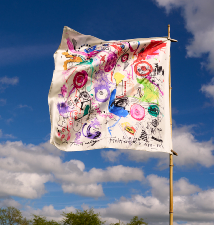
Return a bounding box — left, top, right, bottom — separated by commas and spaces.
74, 132, 82, 144
93, 71, 111, 102
104, 52, 117, 72
146, 75, 164, 96
57, 102, 71, 116
82, 123, 101, 139
90, 118, 101, 129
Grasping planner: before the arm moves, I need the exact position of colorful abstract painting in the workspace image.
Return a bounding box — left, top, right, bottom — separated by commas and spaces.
48, 26, 172, 153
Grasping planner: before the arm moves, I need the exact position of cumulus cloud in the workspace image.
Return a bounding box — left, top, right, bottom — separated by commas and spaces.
154, 0, 214, 69
27, 175, 214, 225
0, 170, 51, 199
0, 198, 21, 209
0, 141, 144, 199
172, 125, 214, 167
55, 164, 144, 197
97, 175, 214, 225
101, 125, 214, 168
201, 77, 214, 101
22, 205, 76, 222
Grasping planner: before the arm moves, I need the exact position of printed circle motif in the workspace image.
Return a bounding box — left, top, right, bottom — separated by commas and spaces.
121, 53, 129, 63
73, 71, 88, 88
134, 61, 153, 76
148, 105, 159, 117
104, 53, 117, 72
130, 104, 145, 121
95, 87, 110, 102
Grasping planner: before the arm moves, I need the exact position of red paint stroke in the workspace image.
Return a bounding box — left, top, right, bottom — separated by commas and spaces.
111, 44, 123, 54
100, 55, 106, 63
134, 40, 166, 63
134, 61, 153, 77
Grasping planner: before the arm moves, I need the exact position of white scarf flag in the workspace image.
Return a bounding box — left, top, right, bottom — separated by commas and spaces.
48, 26, 172, 154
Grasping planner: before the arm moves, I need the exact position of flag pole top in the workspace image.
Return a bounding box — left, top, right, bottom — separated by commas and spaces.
168, 24, 170, 39
167, 24, 178, 42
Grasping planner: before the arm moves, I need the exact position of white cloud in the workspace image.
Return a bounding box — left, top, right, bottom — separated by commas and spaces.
101, 125, 214, 168
2, 174, 211, 225
55, 165, 144, 197
22, 204, 76, 222
201, 77, 214, 100
0, 170, 51, 199
172, 125, 214, 167
0, 198, 21, 209
97, 175, 214, 225
154, 0, 214, 71
62, 183, 104, 197
0, 141, 144, 198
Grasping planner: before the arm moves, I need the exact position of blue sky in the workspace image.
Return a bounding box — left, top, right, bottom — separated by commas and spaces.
0, 0, 214, 224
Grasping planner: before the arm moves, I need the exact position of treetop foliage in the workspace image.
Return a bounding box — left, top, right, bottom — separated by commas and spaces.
0, 206, 148, 225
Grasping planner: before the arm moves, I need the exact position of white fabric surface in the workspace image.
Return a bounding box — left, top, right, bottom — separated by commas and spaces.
48, 26, 172, 154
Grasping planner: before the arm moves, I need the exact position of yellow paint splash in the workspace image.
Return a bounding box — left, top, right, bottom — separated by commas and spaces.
114, 72, 125, 86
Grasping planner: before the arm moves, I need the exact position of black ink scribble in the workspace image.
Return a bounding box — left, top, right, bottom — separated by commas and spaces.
152, 136, 163, 142
112, 97, 129, 108
139, 130, 148, 142
151, 119, 159, 127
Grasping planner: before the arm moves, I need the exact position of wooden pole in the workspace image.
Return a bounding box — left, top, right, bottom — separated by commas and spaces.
168, 24, 173, 225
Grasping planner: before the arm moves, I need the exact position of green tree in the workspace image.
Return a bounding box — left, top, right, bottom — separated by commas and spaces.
31, 215, 61, 225
0, 206, 30, 225
127, 216, 148, 225
62, 208, 105, 225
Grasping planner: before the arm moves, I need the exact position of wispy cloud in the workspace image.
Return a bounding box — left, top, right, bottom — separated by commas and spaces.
0, 76, 19, 85
0, 76, 19, 91
0, 99, 6, 106
18, 104, 33, 110
6, 118, 13, 124
0, 129, 16, 139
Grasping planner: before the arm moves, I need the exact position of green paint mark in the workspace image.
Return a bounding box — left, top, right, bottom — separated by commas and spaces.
90, 94, 93, 96
137, 78, 159, 104
148, 105, 159, 117
83, 105, 90, 117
